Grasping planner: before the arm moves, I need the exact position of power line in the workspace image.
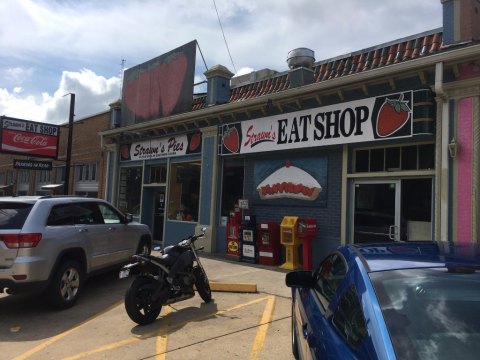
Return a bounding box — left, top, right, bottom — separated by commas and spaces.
212, 0, 237, 74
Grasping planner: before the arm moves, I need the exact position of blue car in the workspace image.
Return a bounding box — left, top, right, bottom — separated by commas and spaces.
286, 242, 480, 359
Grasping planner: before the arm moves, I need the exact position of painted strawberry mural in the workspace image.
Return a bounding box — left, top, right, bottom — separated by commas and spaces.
376, 93, 411, 137
123, 52, 188, 120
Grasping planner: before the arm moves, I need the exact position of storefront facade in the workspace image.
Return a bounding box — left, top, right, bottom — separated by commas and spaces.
100, 0, 480, 265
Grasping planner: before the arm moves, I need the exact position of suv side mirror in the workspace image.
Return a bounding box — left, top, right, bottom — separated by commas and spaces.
124, 213, 134, 223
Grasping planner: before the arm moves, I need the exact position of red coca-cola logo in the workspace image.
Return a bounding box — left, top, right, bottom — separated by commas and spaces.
13, 134, 48, 147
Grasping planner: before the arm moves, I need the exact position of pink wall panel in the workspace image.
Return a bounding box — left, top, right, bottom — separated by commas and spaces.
456, 97, 473, 243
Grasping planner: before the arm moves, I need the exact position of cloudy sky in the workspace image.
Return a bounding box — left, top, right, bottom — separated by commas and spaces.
0, 0, 443, 125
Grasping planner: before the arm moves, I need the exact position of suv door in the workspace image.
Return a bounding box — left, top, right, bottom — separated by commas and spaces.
47, 202, 113, 271
97, 202, 137, 263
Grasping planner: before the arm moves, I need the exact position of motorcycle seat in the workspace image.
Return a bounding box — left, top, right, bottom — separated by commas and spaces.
151, 253, 176, 266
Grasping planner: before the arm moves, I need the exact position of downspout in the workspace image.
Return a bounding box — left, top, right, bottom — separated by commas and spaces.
434, 61, 450, 241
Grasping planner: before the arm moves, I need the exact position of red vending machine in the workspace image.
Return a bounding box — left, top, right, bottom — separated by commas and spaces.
256, 222, 281, 266
226, 210, 241, 260
297, 218, 318, 271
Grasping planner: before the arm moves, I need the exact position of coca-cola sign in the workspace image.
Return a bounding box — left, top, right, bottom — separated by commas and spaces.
1, 116, 59, 158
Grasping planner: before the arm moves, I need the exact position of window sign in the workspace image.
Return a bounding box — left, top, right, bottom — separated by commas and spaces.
238, 199, 249, 210
120, 132, 201, 161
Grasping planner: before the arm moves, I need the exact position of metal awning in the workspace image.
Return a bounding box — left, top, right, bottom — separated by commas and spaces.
41, 184, 64, 190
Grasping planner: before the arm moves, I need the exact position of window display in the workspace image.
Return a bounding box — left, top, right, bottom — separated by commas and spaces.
119, 167, 142, 216
168, 162, 200, 222
221, 158, 244, 217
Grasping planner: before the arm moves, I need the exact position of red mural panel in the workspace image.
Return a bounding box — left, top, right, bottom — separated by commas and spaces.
121, 41, 196, 125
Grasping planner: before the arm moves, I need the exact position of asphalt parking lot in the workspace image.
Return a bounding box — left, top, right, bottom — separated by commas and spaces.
0, 255, 294, 360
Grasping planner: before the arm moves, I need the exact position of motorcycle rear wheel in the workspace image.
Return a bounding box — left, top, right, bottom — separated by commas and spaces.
194, 267, 212, 303
125, 276, 162, 325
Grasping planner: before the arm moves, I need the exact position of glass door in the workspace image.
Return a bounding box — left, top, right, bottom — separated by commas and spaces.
352, 180, 400, 243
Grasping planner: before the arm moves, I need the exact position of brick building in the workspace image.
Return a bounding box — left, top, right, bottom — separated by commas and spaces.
99, 0, 480, 266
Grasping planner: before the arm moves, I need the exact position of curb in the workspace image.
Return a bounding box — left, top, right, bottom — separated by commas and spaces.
209, 282, 257, 293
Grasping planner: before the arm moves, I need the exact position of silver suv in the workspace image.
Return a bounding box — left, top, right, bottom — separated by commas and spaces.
0, 196, 152, 309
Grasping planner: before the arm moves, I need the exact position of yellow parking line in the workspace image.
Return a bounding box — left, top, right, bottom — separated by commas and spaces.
16, 296, 275, 360
249, 295, 276, 360
156, 306, 173, 360
63, 338, 138, 360
12, 300, 124, 360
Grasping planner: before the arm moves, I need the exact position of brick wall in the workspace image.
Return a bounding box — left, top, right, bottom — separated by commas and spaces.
242, 147, 343, 266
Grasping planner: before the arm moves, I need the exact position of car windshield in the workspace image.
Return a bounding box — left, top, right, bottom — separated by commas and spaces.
0, 202, 34, 229
370, 267, 480, 360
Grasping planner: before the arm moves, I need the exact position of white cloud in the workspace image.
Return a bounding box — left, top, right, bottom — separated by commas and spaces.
1, 69, 120, 124
5, 67, 34, 84
0, 0, 443, 124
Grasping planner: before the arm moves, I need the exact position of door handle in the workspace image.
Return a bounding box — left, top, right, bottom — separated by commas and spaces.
108, 227, 116, 231
302, 323, 309, 338
78, 228, 87, 233
389, 225, 399, 241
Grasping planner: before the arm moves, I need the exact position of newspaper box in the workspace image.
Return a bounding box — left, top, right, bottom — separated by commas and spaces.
279, 216, 302, 270
256, 222, 281, 266
297, 218, 317, 270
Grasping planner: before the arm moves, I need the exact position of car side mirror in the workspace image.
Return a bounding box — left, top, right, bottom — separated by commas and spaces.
285, 271, 314, 288
124, 213, 133, 223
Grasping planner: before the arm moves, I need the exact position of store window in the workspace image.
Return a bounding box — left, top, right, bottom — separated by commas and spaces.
56, 166, 66, 183
220, 158, 244, 217
35, 170, 51, 195
354, 143, 434, 173
150, 165, 167, 183
76, 163, 97, 182
168, 162, 200, 221
119, 167, 142, 216
17, 170, 30, 195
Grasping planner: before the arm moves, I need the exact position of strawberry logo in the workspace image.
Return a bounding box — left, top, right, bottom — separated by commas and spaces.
188, 133, 201, 152
120, 144, 131, 160
376, 93, 411, 137
223, 126, 240, 153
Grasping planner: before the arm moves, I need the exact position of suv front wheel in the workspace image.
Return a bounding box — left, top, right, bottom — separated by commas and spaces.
46, 260, 83, 310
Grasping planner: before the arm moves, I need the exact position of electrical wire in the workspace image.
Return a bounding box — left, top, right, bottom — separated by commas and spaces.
212, 0, 237, 74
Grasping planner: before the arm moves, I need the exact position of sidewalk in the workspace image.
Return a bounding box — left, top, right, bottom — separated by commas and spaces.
199, 253, 292, 299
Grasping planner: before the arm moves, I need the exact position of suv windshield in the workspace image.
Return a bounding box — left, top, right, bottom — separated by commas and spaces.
0, 202, 34, 229
370, 268, 480, 360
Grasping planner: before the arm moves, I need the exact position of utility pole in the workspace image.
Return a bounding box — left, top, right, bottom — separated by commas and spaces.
64, 93, 75, 195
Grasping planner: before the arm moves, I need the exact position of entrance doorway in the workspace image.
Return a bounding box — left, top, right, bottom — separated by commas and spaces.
352, 178, 432, 243
153, 188, 166, 243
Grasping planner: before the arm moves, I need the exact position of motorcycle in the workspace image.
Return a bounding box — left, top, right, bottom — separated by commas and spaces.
119, 227, 212, 325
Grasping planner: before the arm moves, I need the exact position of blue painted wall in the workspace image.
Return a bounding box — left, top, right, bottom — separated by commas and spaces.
199, 136, 215, 225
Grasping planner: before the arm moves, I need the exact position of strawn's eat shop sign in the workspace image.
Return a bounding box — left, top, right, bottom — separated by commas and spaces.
0, 116, 60, 159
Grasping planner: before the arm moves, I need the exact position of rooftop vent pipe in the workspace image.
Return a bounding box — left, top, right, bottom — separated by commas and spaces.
287, 48, 315, 88
287, 48, 315, 69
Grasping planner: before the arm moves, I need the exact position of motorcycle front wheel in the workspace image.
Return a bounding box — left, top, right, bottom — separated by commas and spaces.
125, 276, 162, 325
193, 267, 212, 303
